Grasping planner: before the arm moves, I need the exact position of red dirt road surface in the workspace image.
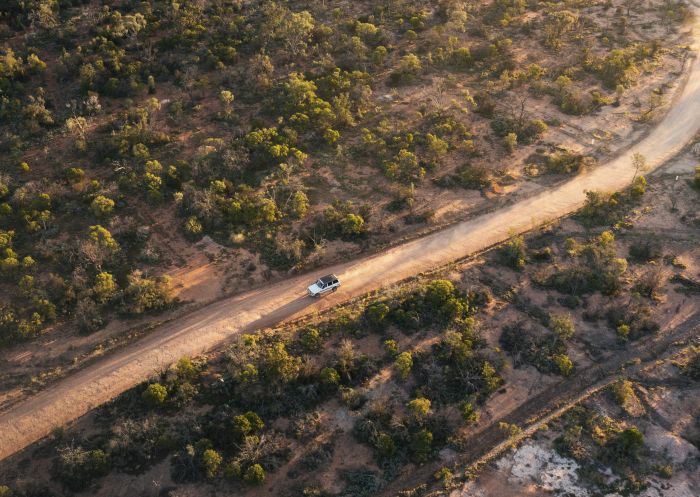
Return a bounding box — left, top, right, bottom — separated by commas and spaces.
1, 7, 699, 463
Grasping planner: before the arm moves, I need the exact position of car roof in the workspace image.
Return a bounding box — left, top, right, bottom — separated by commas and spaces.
319, 274, 338, 284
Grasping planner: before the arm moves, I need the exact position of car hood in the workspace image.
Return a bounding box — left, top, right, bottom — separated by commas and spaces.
308, 283, 322, 293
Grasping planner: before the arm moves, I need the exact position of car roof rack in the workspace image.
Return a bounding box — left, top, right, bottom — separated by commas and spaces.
319, 274, 337, 285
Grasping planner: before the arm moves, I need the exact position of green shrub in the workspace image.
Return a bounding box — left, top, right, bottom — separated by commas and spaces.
142, 383, 168, 408
201, 449, 222, 479
460, 401, 480, 424
92, 272, 117, 303
499, 233, 526, 269
376, 433, 396, 459
545, 151, 594, 174
90, 195, 115, 218
244, 463, 266, 484
394, 351, 413, 381
299, 327, 322, 352
365, 302, 390, 328
407, 397, 432, 422
424, 280, 455, 307
55, 446, 109, 491
390, 54, 422, 84
289, 191, 309, 218
609, 427, 644, 460
123, 271, 174, 314
320, 367, 341, 388
410, 429, 433, 462
184, 216, 203, 238
552, 354, 573, 376
612, 379, 634, 405
66, 167, 85, 184
549, 314, 575, 340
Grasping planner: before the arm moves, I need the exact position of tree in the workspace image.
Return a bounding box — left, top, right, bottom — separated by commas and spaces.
320, 367, 340, 389
124, 271, 174, 314
424, 279, 455, 307
425, 133, 448, 161
482, 361, 501, 391
323, 128, 340, 145
611, 427, 644, 460
543, 10, 579, 50
631, 152, 648, 183
142, 383, 167, 407
552, 354, 573, 376
376, 433, 396, 459
262, 342, 301, 387
66, 116, 88, 150
384, 149, 424, 184
617, 324, 631, 343
244, 463, 266, 484
504, 132, 518, 153
289, 191, 309, 218
410, 429, 433, 462
612, 379, 634, 406
219, 90, 235, 119
683, 348, 700, 379
391, 54, 422, 84
299, 327, 322, 352
247, 52, 275, 91
201, 449, 222, 479
365, 302, 390, 328
184, 216, 203, 238
93, 272, 117, 303
143, 172, 162, 201
341, 213, 365, 237
394, 351, 413, 381
90, 195, 114, 218
81, 225, 119, 270
66, 167, 85, 184
407, 397, 432, 422
500, 232, 526, 269
55, 445, 109, 491
231, 413, 258, 442
460, 401, 480, 424
549, 314, 575, 340
631, 175, 646, 198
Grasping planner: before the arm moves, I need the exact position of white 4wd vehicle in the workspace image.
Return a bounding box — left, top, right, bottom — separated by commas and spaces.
307, 274, 340, 297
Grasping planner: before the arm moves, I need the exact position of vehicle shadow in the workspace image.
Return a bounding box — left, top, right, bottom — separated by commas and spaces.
240, 294, 317, 332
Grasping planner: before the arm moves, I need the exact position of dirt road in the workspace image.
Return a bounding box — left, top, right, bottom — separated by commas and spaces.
1, 16, 699, 464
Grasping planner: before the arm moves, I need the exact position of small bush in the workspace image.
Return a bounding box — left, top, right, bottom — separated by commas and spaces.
142, 383, 168, 408
54, 446, 109, 491
90, 195, 115, 218
394, 351, 413, 381
244, 463, 266, 484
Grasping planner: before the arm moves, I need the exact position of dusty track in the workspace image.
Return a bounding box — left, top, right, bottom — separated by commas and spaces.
1, 13, 700, 463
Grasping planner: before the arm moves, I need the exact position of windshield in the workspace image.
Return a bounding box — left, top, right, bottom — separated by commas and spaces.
316, 279, 325, 287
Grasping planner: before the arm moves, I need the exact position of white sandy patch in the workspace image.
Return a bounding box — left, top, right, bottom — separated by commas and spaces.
496, 442, 589, 497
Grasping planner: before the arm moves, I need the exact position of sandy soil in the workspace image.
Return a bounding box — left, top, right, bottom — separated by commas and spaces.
460, 360, 700, 497
1, 3, 700, 464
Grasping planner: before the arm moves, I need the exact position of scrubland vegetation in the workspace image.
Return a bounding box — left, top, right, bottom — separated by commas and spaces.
1, 149, 698, 496
0, 0, 691, 352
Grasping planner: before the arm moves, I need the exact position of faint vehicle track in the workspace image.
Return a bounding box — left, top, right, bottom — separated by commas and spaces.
0, 5, 699, 464
377, 311, 700, 497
